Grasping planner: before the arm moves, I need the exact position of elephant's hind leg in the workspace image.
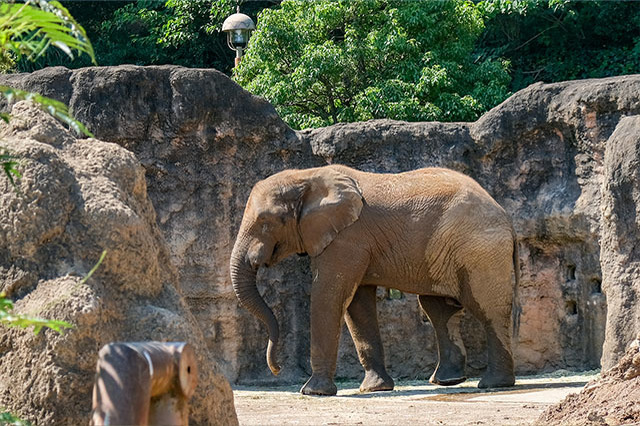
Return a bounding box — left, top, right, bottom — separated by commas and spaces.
478, 317, 515, 389
419, 295, 467, 386
345, 285, 394, 393
473, 300, 515, 388
461, 282, 515, 388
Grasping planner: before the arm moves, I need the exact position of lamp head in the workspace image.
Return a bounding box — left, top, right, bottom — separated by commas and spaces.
222, 13, 256, 52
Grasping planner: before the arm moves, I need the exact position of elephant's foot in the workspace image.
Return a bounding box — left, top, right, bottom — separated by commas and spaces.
478, 372, 515, 389
429, 364, 467, 386
360, 370, 394, 393
429, 372, 467, 386
301, 375, 337, 396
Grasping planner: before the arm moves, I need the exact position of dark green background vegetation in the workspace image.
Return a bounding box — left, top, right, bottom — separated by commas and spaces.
6, 0, 640, 129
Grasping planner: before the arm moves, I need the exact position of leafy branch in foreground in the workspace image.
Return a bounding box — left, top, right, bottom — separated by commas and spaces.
0, 150, 21, 188
0, 411, 32, 426
0, 0, 95, 63
1, 0, 96, 186
1, 85, 94, 137
0, 3, 98, 425
0, 294, 72, 335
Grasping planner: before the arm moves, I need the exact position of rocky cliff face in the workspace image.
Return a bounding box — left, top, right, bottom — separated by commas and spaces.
600, 115, 640, 370
1, 66, 639, 391
0, 102, 237, 425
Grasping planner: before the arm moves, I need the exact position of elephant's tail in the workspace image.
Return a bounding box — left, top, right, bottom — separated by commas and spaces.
512, 233, 522, 340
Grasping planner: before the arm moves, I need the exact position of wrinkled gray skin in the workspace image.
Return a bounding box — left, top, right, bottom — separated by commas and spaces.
230, 165, 518, 396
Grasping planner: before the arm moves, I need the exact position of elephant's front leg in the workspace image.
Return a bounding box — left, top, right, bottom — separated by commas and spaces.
345, 285, 394, 392
301, 245, 368, 396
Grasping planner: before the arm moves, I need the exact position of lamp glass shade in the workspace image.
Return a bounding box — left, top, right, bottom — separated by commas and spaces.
230, 29, 250, 49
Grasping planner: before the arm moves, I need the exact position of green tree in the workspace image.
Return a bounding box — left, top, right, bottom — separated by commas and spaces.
477, 0, 640, 91
235, 0, 511, 129
95, 0, 276, 72
81, 0, 221, 69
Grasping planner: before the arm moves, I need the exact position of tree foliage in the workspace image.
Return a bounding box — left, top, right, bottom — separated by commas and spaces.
89, 0, 231, 69
4, 0, 640, 129
477, 0, 640, 91
234, 0, 511, 129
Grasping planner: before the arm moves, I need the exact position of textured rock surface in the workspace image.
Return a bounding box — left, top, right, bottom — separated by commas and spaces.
1, 67, 639, 389
0, 102, 237, 425
600, 116, 640, 370
537, 336, 640, 425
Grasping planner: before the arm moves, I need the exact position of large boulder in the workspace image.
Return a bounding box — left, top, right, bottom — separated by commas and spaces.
1, 66, 639, 387
0, 102, 237, 425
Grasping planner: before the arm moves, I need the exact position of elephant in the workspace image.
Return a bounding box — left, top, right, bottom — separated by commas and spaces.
230, 164, 519, 396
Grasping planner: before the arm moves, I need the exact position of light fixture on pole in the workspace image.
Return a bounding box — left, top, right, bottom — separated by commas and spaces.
222, 7, 256, 67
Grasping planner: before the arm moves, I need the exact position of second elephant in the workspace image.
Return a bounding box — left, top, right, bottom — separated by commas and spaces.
230, 165, 519, 395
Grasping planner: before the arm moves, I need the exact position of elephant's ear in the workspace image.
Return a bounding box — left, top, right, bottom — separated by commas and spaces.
299, 169, 363, 257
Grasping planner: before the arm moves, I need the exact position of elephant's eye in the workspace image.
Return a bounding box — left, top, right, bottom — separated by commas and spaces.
256, 211, 272, 223
257, 210, 286, 225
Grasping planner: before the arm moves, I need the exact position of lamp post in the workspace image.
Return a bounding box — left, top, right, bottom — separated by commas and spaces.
222, 7, 256, 67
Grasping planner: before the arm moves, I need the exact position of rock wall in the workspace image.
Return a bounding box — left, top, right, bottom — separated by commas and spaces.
1, 66, 639, 388
600, 116, 640, 370
0, 102, 237, 425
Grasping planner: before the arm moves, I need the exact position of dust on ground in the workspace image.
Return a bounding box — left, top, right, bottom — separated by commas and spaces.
233, 371, 598, 425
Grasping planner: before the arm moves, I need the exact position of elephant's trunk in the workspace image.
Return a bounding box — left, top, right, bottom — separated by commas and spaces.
230, 245, 281, 376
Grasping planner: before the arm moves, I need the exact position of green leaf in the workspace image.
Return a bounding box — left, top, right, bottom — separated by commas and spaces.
1, 150, 21, 188
0, 86, 93, 137
80, 250, 107, 285
0, 1, 95, 64
0, 293, 72, 336
0, 411, 32, 426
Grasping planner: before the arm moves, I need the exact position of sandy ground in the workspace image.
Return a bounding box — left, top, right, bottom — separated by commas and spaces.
233, 371, 599, 425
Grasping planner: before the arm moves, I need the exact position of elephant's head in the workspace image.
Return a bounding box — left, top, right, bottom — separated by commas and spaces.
229, 167, 363, 375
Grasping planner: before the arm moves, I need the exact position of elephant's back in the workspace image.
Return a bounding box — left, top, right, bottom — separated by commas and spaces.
342, 166, 495, 210
339, 165, 513, 292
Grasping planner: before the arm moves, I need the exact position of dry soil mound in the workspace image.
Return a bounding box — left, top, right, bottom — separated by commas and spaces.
537, 337, 640, 425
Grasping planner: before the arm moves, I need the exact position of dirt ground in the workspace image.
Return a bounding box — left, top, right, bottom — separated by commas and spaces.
233, 371, 598, 425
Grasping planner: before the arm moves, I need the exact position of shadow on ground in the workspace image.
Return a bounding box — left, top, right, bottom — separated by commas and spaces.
233, 371, 595, 397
